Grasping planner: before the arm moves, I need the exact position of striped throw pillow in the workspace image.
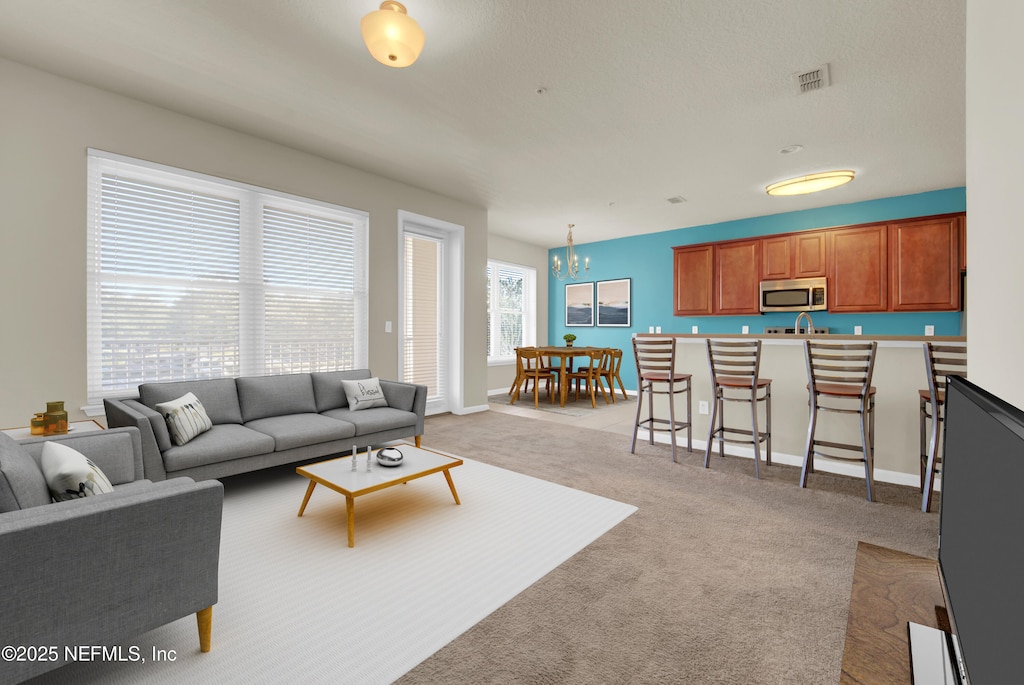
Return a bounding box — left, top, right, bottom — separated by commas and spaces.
155, 392, 214, 446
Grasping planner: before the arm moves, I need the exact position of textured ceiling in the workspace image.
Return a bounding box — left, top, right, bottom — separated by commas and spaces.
0, 0, 966, 247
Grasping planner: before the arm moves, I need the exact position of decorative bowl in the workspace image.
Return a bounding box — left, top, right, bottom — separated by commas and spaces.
375, 447, 404, 467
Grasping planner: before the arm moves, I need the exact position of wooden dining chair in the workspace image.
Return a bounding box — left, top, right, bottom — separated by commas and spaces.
507, 346, 546, 397
566, 349, 610, 408
920, 342, 967, 513
598, 348, 629, 402
510, 348, 557, 407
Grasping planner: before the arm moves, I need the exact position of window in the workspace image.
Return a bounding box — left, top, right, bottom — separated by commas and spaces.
86, 150, 368, 401
486, 260, 536, 363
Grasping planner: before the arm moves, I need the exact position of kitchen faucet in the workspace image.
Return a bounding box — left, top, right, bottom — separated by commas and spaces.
795, 311, 815, 335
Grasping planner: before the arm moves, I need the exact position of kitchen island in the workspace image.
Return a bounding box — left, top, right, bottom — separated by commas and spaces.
635, 333, 966, 489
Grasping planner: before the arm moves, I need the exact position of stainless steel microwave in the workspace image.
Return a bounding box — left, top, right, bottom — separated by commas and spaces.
759, 277, 828, 312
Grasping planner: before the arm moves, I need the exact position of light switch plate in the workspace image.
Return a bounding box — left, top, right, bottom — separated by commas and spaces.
655, 326, 662, 334
925, 325, 935, 336
385, 320, 392, 333
742, 325, 749, 334
854, 325, 862, 335
691, 325, 699, 334
648, 326, 655, 334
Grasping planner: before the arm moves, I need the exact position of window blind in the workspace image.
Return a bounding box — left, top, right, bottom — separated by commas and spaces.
402, 232, 446, 403
86, 150, 368, 401
486, 260, 536, 362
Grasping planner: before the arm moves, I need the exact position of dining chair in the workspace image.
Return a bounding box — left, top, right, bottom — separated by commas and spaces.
920, 342, 967, 513
566, 349, 610, 408
507, 346, 547, 397
510, 348, 557, 407
801, 341, 878, 501
705, 339, 772, 479
631, 338, 692, 462
598, 348, 629, 402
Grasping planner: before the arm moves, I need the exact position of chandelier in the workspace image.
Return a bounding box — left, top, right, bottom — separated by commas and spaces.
551, 224, 589, 281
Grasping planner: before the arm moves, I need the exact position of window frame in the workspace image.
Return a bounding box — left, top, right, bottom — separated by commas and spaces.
486, 259, 536, 365
85, 149, 369, 402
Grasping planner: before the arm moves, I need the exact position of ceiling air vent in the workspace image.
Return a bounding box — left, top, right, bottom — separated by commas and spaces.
794, 63, 831, 94
667, 195, 687, 204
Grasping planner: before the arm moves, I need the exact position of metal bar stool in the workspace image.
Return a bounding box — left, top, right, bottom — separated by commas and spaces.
801, 341, 878, 501
705, 339, 772, 479
920, 342, 967, 513
631, 338, 692, 462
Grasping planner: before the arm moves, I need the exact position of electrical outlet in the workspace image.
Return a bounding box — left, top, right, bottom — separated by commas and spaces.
655, 326, 662, 334
854, 325, 862, 335
925, 325, 935, 336
648, 326, 655, 334
742, 325, 749, 334
691, 325, 699, 334
699, 401, 709, 415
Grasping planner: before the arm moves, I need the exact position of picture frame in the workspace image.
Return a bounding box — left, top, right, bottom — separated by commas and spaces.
564, 282, 594, 326
597, 278, 631, 327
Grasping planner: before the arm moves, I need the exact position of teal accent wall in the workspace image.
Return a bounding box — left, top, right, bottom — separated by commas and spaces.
548, 188, 967, 392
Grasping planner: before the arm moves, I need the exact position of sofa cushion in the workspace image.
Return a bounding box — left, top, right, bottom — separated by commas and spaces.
140, 379, 243, 425
321, 407, 418, 436
41, 441, 115, 502
0, 433, 51, 513
244, 413, 356, 451
161, 424, 276, 473
311, 369, 373, 412
155, 392, 214, 446
236, 374, 317, 423
341, 377, 388, 411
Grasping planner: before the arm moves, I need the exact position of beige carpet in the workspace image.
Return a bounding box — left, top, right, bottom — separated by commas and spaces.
398, 410, 940, 685
27, 450, 635, 685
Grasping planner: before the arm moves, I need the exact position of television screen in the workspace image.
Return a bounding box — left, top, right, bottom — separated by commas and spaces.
939, 376, 1024, 684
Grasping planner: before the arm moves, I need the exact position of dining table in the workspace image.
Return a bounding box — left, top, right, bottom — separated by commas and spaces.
531, 346, 611, 407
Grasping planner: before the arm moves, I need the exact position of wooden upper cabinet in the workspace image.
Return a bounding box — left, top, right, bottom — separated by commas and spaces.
959, 215, 966, 272
760, 231, 826, 280
829, 224, 888, 312
889, 216, 961, 311
673, 244, 714, 316
715, 239, 761, 315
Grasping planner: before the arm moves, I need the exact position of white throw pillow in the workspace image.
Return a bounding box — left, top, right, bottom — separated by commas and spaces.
155, 392, 213, 446
341, 377, 389, 411
41, 440, 114, 502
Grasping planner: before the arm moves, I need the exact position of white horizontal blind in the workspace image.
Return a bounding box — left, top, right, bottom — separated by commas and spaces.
402, 232, 446, 404
86, 150, 367, 401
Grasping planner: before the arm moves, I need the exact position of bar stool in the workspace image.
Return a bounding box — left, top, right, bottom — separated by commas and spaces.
801, 341, 878, 501
705, 340, 772, 479
510, 348, 557, 407
631, 338, 692, 462
920, 343, 967, 513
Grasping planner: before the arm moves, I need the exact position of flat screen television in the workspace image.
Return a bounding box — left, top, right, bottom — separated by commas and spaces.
919, 375, 1024, 684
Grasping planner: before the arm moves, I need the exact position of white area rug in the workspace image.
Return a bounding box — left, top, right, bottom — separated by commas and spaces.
33, 451, 636, 685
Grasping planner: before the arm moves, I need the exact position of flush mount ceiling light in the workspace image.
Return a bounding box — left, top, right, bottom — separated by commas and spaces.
361, 1, 425, 68
766, 170, 855, 196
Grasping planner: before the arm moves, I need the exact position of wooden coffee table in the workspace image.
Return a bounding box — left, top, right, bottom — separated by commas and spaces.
296, 444, 462, 547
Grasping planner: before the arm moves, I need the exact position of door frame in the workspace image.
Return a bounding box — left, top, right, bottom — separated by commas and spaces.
397, 210, 464, 415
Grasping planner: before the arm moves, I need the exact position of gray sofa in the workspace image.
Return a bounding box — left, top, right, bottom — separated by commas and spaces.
0, 427, 223, 684
103, 370, 427, 482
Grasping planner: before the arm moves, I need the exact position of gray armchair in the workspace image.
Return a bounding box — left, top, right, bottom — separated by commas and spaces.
0, 427, 223, 684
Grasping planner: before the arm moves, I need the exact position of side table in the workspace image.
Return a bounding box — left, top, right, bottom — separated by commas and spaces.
1, 419, 105, 440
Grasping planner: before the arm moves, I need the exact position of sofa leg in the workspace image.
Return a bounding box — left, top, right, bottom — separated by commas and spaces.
197, 606, 213, 652
415, 435, 421, 448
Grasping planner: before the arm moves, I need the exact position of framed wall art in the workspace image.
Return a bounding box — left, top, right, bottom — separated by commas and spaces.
564, 282, 594, 326
597, 278, 631, 327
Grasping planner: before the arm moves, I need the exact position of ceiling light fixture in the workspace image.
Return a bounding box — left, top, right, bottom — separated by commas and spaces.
552, 224, 589, 281
766, 170, 855, 196
360, 1, 425, 68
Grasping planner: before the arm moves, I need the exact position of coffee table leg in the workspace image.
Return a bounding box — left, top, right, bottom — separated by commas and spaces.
443, 469, 461, 505
297, 481, 316, 516
346, 496, 356, 547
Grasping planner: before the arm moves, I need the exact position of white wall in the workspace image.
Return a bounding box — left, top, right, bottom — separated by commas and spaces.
0, 58, 488, 427
486, 234, 550, 393
966, 2, 1024, 409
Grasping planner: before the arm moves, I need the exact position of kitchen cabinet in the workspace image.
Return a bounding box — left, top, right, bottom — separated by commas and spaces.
673, 244, 714, 316
889, 216, 961, 311
715, 239, 761, 314
829, 224, 888, 312
761, 231, 827, 280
